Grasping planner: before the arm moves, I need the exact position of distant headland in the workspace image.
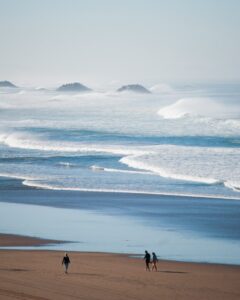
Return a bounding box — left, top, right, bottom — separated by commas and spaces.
57, 82, 92, 92
117, 84, 151, 94
0, 81, 17, 88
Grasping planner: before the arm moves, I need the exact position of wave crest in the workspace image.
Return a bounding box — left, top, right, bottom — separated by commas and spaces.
0, 132, 145, 156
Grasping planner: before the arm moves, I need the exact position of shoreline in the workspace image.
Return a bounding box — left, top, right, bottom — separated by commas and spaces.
0, 233, 239, 268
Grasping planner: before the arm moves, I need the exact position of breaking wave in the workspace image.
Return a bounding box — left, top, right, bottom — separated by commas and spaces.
224, 181, 240, 193
0, 132, 145, 156
120, 145, 240, 191
1, 131, 240, 195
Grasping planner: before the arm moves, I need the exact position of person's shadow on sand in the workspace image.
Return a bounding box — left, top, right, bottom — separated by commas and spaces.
159, 270, 188, 274
69, 272, 103, 277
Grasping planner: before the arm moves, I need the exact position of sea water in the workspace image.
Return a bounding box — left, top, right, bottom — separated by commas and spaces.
0, 82, 240, 264
0, 82, 240, 199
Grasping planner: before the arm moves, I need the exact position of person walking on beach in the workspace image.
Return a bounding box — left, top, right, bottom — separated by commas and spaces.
62, 252, 70, 274
144, 250, 151, 271
152, 252, 158, 271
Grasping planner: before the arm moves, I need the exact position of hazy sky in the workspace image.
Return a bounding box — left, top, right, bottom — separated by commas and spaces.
0, 0, 239, 86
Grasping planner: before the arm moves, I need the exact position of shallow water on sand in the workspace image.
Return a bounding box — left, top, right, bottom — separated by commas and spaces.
0, 178, 240, 265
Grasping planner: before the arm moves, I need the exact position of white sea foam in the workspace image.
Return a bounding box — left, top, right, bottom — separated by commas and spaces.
120, 156, 219, 184
90, 165, 152, 175
120, 145, 240, 190
103, 167, 152, 175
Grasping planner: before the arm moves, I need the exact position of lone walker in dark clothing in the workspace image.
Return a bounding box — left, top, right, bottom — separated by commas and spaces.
62, 253, 70, 274
144, 250, 151, 271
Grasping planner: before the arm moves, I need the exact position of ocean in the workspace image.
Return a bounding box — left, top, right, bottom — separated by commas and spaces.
0, 82, 240, 264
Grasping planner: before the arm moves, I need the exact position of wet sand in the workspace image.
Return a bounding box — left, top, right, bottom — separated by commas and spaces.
0, 233, 64, 247
0, 234, 240, 300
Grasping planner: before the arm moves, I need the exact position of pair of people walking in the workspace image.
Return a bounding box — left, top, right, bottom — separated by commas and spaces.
144, 250, 158, 271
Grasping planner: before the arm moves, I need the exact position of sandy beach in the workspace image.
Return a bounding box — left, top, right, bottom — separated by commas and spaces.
0, 234, 240, 300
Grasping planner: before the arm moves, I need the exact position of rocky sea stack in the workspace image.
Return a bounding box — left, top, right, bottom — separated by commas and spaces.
57, 82, 91, 93
117, 84, 151, 94
0, 81, 17, 88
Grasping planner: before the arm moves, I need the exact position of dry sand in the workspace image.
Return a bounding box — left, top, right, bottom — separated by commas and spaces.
0, 234, 240, 300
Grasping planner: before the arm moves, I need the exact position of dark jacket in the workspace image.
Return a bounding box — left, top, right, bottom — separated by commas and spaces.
144, 252, 151, 262
62, 256, 70, 265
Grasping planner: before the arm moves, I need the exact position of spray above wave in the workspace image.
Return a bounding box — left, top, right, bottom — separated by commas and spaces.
149, 83, 174, 94
158, 97, 240, 119
1, 89, 240, 138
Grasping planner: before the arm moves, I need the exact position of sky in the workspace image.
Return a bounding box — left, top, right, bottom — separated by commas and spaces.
0, 0, 239, 87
